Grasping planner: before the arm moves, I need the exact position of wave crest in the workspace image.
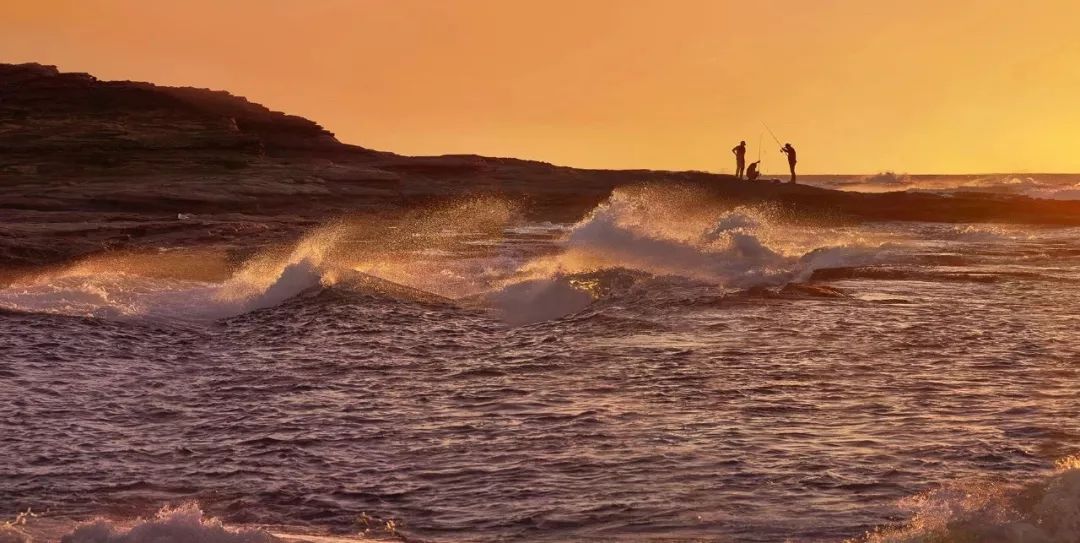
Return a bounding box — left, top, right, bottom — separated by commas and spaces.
0, 187, 889, 324
509, 185, 883, 288
857, 457, 1080, 543
61, 505, 279, 543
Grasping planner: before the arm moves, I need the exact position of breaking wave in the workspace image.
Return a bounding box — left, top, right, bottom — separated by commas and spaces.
0, 504, 383, 543
0, 186, 891, 324
0, 505, 276, 543
60, 505, 278, 543
0, 198, 516, 321
6, 460, 1078, 543
479, 184, 889, 323
855, 456, 1080, 543
498, 184, 885, 287
0, 228, 334, 322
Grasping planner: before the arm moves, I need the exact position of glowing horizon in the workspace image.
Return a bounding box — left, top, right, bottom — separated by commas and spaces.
5, 0, 1080, 174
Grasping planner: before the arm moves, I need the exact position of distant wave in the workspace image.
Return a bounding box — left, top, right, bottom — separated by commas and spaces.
811, 173, 1080, 200
957, 175, 1080, 200
826, 172, 917, 192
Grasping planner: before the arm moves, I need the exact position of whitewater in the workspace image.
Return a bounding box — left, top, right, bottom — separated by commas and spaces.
2, 184, 1079, 542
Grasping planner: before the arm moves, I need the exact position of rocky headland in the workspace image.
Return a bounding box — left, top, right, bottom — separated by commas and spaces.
3, 62, 1080, 279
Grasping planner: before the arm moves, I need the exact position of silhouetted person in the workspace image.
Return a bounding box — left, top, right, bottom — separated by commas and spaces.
746, 161, 760, 181
732, 141, 747, 179
780, 143, 797, 183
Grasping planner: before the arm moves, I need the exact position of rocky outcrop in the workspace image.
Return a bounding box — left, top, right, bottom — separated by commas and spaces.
0, 63, 339, 157
2, 62, 1080, 274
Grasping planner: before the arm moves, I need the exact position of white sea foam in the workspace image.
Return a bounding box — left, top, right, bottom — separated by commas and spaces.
0, 505, 282, 543
855, 456, 1080, 543
481, 185, 888, 323
0, 187, 889, 324
0, 227, 335, 321
60, 505, 279, 543
503, 185, 885, 288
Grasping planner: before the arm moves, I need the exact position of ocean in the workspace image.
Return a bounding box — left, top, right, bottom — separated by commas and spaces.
801, 172, 1080, 200
2, 183, 1079, 542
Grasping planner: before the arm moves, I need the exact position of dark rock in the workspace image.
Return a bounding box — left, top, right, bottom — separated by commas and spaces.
2, 62, 1080, 275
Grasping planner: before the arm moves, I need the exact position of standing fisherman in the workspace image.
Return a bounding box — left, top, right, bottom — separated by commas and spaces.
732, 140, 747, 179
780, 143, 797, 183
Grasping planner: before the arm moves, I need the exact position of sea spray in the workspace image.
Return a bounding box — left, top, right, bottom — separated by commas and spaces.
0, 186, 889, 323
501, 184, 886, 291
5, 204, 1080, 542
213, 221, 345, 311
855, 456, 1080, 543
58, 504, 279, 543
0, 197, 521, 320
0, 226, 339, 321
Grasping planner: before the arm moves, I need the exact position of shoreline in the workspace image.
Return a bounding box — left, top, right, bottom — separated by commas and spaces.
4, 62, 1080, 274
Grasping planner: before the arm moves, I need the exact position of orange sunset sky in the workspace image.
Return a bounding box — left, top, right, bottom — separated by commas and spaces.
4, 0, 1080, 174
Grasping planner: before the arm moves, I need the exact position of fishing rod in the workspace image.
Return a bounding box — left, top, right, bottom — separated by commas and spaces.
757, 132, 764, 174
761, 121, 783, 147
